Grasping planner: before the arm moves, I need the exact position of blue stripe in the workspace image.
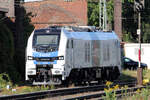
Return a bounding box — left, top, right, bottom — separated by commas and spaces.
33, 61, 57, 64
33, 51, 58, 57
33, 51, 58, 64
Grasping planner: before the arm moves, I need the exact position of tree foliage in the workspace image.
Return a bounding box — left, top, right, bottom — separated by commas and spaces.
88, 2, 99, 26
88, 0, 150, 43
141, 0, 150, 43
0, 6, 34, 84
14, 6, 34, 82
0, 19, 20, 83
122, 0, 138, 42
88, 0, 114, 28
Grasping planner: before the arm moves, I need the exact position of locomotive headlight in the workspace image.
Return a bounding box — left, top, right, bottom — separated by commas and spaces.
59, 56, 64, 60
28, 56, 33, 60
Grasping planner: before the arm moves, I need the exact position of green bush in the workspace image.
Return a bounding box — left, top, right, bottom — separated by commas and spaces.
0, 73, 12, 89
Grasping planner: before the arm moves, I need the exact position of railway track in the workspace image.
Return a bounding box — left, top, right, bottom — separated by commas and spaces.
0, 81, 138, 100
64, 85, 147, 100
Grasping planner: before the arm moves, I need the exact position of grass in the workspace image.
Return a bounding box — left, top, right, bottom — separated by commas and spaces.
118, 69, 150, 82
118, 70, 137, 82
0, 73, 56, 96
0, 85, 55, 95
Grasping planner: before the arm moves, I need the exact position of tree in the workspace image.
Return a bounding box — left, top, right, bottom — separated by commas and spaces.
88, 0, 114, 29
107, 0, 114, 30
0, 4, 34, 83
14, 5, 34, 81
122, 0, 138, 42
141, 0, 150, 43
88, 2, 99, 26
121, 0, 150, 43
0, 18, 20, 83
88, 0, 150, 43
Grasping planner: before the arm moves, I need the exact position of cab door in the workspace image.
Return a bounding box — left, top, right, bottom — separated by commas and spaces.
66, 39, 74, 68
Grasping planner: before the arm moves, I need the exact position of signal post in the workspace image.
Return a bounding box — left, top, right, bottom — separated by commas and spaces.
134, 0, 144, 85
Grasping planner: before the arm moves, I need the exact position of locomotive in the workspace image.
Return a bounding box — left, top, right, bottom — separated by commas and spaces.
25, 26, 121, 85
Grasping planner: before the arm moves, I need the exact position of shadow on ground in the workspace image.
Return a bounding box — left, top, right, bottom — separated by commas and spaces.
117, 73, 137, 82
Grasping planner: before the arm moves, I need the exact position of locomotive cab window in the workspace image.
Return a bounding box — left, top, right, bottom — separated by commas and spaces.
33, 34, 60, 47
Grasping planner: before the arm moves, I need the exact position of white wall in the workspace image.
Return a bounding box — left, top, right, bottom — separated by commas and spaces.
124, 43, 150, 69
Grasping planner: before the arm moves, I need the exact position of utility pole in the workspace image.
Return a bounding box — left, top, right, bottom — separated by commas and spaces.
134, 0, 145, 86
137, 12, 143, 86
99, 0, 102, 29
138, 12, 141, 68
99, 0, 107, 31
114, 0, 122, 40
103, 0, 107, 31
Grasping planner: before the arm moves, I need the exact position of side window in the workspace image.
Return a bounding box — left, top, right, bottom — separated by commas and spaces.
71, 40, 73, 48
67, 40, 69, 48
87, 43, 90, 62
125, 58, 130, 62
103, 43, 110, 61
85, 42, 90, 63
85, 43, 87, 62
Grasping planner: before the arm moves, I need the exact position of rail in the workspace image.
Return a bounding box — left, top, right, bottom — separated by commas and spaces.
0, 81, 137, 100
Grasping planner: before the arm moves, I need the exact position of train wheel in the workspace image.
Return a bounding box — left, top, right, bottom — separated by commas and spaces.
98, 79, 101, 84
113, 67, 120, 79
62, 80, 68, 87
106, 69, 110, 81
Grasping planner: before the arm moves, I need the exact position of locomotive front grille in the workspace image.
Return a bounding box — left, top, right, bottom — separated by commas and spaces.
36, 64, 53, 68
34, 57, 55, 62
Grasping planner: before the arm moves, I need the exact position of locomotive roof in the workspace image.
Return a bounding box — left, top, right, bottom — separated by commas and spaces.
62, 29, 119, 41
34, 28, 61, 34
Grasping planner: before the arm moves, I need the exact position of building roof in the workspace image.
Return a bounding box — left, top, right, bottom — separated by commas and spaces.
0, 0, 14, 17
24, 0, 43, 2
23, 0, 87, 29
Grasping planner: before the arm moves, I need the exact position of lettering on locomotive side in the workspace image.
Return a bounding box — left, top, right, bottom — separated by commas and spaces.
32, 51, 58, 57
